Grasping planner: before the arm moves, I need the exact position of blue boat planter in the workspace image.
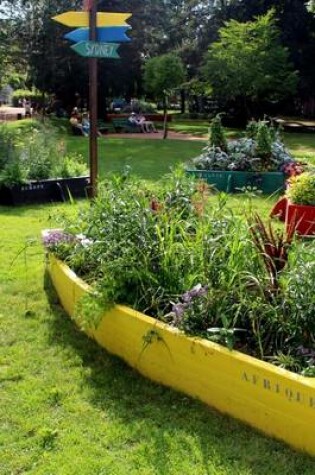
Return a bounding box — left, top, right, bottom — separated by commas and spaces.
186, 170, 285, 194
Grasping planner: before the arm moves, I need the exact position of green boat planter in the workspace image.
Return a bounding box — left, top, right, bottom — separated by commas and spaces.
46, 253, 315, 457
186, 170, 285, 194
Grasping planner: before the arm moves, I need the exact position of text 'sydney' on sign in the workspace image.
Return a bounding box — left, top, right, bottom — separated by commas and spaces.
71, 41, 120, 58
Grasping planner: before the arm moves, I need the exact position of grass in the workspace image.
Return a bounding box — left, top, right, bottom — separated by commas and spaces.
66, 136, 204, 181
168, 118, 241, 139
65, 134, 315, 183
1, 121, 315, 472
1, 203, 315, 474
283, 133, 315, 166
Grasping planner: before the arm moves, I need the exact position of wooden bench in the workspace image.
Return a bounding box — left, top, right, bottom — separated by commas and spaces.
111, 118, 142, 133
71, 124, 109, 136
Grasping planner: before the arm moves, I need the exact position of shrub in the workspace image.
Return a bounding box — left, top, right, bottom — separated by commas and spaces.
209, 114, 227, 151
286, 172, 315, 206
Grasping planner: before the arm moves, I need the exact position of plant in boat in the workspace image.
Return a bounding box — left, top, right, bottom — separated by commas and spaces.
43, 171, 315, 375
0, 123, 88, 187
191, 115, 299, 174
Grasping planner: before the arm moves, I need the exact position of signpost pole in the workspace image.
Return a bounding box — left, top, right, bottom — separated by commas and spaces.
89, 0, 98, 198
52, 5, 132, 199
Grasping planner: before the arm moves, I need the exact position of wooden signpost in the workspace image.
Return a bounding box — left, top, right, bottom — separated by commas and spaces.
52, 4, 132, 198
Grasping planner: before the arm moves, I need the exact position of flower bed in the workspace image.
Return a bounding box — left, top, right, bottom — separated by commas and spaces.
46, 253, 315, 456
0, 121, 88, 205
43, 171, 315, 454
187, 116, 304, 194
0, 176, 89, 205
271, 172, 315, 236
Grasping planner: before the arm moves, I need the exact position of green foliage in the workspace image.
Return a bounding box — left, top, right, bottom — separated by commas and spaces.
286, 172, 315, 205
202, 10, 298, 105
144, 53, 186, 100
192, 119, 293, 172
306, 0, 315, 12
256, 121, 273, 161
45, 170, 315, 376
209, 114, 227, 151
57, 153, 88, 179
0, 122, 88, 186
12, 89, 43, 106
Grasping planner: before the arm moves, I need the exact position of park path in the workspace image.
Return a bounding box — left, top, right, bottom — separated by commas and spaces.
0, 106, 207, 141
105, 131, 207, 141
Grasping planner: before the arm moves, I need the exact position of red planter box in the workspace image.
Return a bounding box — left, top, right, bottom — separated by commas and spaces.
287, 202, 315, 236
271, 198, 315, 236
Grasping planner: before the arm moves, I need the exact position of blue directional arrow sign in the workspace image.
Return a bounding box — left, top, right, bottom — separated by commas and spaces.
65, 26, 131, 43
71, 41, 120, 58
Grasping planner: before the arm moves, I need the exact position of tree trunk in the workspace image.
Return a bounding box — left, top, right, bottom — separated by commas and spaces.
163, 94, 168, 139
180, 89, 186, 114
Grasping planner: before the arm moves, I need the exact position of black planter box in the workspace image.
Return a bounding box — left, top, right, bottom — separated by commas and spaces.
0, 176, 90, 205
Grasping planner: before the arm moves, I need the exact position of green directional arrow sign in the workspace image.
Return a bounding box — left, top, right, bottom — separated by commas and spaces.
71, 41, 120, 58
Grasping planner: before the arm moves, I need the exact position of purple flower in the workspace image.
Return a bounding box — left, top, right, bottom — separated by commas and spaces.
172, 302, 186, 319
182, 284, 208, 303
297, 346, 315, 357
42, 230, 75, 248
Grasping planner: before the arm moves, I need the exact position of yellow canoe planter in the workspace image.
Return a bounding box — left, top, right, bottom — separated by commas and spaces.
47, 254, 315, 456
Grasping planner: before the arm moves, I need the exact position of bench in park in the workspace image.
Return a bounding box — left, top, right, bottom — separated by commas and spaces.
111, 118, 142, 133
70, 123, 109, 136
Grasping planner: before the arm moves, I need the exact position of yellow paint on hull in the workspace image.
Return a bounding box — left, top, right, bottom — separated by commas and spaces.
47, 254, 315, 456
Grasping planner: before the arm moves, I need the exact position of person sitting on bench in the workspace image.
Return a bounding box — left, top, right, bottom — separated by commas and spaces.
128, 112, 144, 132
129, 112, 157, 133
82, 112, 102, 137
70, 109, 86, 136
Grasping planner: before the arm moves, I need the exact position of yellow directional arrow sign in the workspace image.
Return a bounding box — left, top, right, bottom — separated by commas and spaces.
52, 11, 131, 27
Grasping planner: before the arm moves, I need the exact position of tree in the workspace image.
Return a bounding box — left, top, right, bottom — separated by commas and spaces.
307, 0, 315, 11
208, 1, 315, 115
202, 10, 298, 120
144, 53, 186, 138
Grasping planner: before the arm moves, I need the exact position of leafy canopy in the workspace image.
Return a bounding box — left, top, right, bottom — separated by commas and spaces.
143, 53, 186, 99
202, 9, 298, 103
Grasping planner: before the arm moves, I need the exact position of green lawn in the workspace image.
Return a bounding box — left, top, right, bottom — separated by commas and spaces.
66, 137, 204, 181
1, 203, 315, 474
65, 134, 315, 184
168, 118, 241, 139
1, 124, 315, 473
283, 133, 315, 165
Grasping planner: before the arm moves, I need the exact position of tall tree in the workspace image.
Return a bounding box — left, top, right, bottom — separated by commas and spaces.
211, 1, 315, 113
202, 10, 298, 120
144, 52, 186, 137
